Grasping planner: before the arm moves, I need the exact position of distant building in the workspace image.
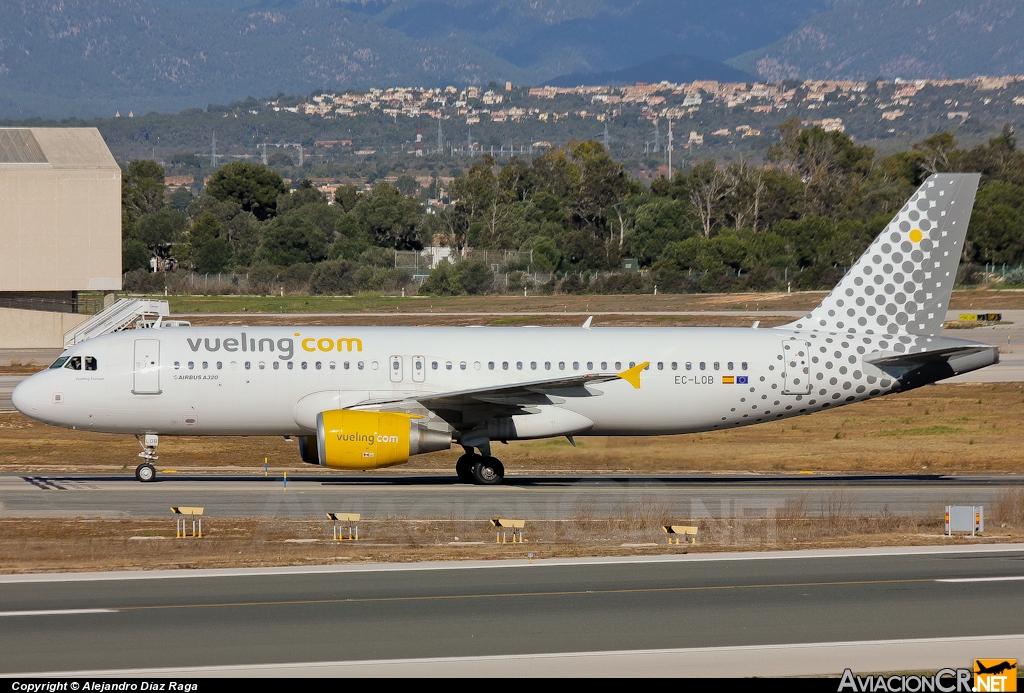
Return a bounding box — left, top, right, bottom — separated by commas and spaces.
0, 128, 121, 348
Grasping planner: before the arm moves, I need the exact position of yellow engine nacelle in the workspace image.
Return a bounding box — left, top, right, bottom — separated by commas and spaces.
309, 410, 451, 470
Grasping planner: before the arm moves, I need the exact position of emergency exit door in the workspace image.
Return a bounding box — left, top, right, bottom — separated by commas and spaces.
389, 355, 403, 382
782, 340, 812, 395
133, 339, 161, 394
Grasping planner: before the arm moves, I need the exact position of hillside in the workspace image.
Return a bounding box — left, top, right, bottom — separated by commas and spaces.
730, 0, 1024, 81
0, 0, 822, 118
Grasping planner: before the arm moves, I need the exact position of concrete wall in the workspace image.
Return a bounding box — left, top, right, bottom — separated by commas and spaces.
0, 128, 121, 292
0, 307, 88, 349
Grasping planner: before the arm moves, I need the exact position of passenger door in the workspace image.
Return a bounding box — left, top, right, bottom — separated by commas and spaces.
133, 339, 161, 395
782, 340, 812, 395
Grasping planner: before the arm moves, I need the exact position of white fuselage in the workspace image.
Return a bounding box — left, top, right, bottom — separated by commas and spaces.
12, 324, 988, 440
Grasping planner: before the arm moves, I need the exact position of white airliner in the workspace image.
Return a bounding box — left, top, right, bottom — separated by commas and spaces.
13, 174, 997, 484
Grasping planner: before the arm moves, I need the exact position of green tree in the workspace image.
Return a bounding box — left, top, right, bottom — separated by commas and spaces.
353, 183, 425, 249
206, 162, 288, 221
136, 209, 188, 258
122, 238, 151, 273
122, 159, 166, 228
187, 212, 233, 273
255, 215, 329, 266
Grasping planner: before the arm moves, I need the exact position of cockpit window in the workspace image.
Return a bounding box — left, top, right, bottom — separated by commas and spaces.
84, 356, 97, 371
64, 356, 82, 370
49, 356, 69, 369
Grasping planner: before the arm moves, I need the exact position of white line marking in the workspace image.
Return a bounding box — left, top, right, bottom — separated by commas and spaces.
14, 634, 1024, 678
936, 576, 1024, 583
0, 609, 117, 617
0, 543, 1020, 584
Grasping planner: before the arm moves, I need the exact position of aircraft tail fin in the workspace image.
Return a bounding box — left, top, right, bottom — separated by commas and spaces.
784, 173, 980, 337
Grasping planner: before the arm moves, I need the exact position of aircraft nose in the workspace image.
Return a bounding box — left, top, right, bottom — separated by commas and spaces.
11, 375, 40, 415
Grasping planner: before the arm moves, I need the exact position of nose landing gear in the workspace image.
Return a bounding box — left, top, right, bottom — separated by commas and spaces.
134, 434, 159, 483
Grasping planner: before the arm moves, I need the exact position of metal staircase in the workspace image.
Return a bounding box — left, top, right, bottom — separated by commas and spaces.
64, 298, 171, 348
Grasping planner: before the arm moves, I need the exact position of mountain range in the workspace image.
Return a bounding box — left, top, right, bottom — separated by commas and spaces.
0, 0, 1019, 119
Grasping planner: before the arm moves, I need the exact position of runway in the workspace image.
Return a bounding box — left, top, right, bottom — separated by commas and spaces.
2, 545, 1022, 676
1, 472, 1021, 518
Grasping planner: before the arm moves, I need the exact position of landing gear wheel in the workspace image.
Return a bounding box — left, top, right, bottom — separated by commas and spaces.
455, 454, 478, 484
136, 463, 156, 483
472, 456, 504, 485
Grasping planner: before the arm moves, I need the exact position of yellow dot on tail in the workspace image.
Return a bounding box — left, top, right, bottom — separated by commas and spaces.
910, 229, 923, 243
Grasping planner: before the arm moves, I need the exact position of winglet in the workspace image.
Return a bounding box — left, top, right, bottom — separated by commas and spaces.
582, 316, 593, 329
617, 361, 649, 389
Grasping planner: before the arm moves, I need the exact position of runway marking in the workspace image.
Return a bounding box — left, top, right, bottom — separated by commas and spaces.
936, 575, 1024, 583
2, 543, 1021, 583
0, 609, 117, 617
26, 575, 982, 614
14, 633, 1024, 678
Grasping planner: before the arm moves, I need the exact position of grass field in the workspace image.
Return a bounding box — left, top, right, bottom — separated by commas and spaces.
3, 498, 1021, 573
112, 288, 1024, 315
3, 383, 1024, 475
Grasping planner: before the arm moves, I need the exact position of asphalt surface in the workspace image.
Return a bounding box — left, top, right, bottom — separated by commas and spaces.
2, 472, 1022, 518
2, 546, 1022, 676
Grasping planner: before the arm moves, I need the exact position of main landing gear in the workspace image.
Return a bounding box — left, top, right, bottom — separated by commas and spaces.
455, 452, 505, 485
134, 434, 159, 483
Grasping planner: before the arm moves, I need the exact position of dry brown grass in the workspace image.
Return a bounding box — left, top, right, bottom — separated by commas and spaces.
3, 383, 1024, 475
3, 512, 1019, 574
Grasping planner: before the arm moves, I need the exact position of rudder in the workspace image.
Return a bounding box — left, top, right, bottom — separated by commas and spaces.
785, 173, 980, 337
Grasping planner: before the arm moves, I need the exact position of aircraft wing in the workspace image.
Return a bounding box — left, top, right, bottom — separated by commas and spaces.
352, 362, 648, 420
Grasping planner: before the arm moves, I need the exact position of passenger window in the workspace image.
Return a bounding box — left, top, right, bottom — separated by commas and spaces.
572, 361, 579, 370
517, 361, 523, 370
601, 361, 608, 370
358, 362, 364, 370
173, 361, 180, 370
431, 361, 438, 370
614, 362, 621, 370
315, 362, 322, 370
741, 362, 748, 371
460, 362, 467, 370
545, 361, 551, 370
188, 361, 195, 370
329, 362, 336, 370
259, 362, 265, 370
587, 362, 593, 370
345, 361, 351, 370
629, 362, 635, 369
217, 361, 223, 370
245, 362, 251, 370
474, 361, 481, 370
685, 362, 691, 371
287, 362, 294, 370
50, 356, 69, 369
657, 362, 663, 370
671, 362, 678, 370
727, 362, 734, 370
502, 361, 509, 370
488, 362, 495, 370
202, 361, 209, 370
393, 361, 400, 371
558, 362, 565, 370
230, 362, 237, 371
531, 362, 537, 370
445, 362, 452, 370
700, 362, 706, 370
371, 362, 378, 370
301, 362, 307, 370
713, 362, 719, 370
273, 362, 280, 370
84, 356, 97, 371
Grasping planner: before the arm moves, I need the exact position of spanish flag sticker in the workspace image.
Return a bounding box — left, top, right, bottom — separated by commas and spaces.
722, 376, 735, 384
